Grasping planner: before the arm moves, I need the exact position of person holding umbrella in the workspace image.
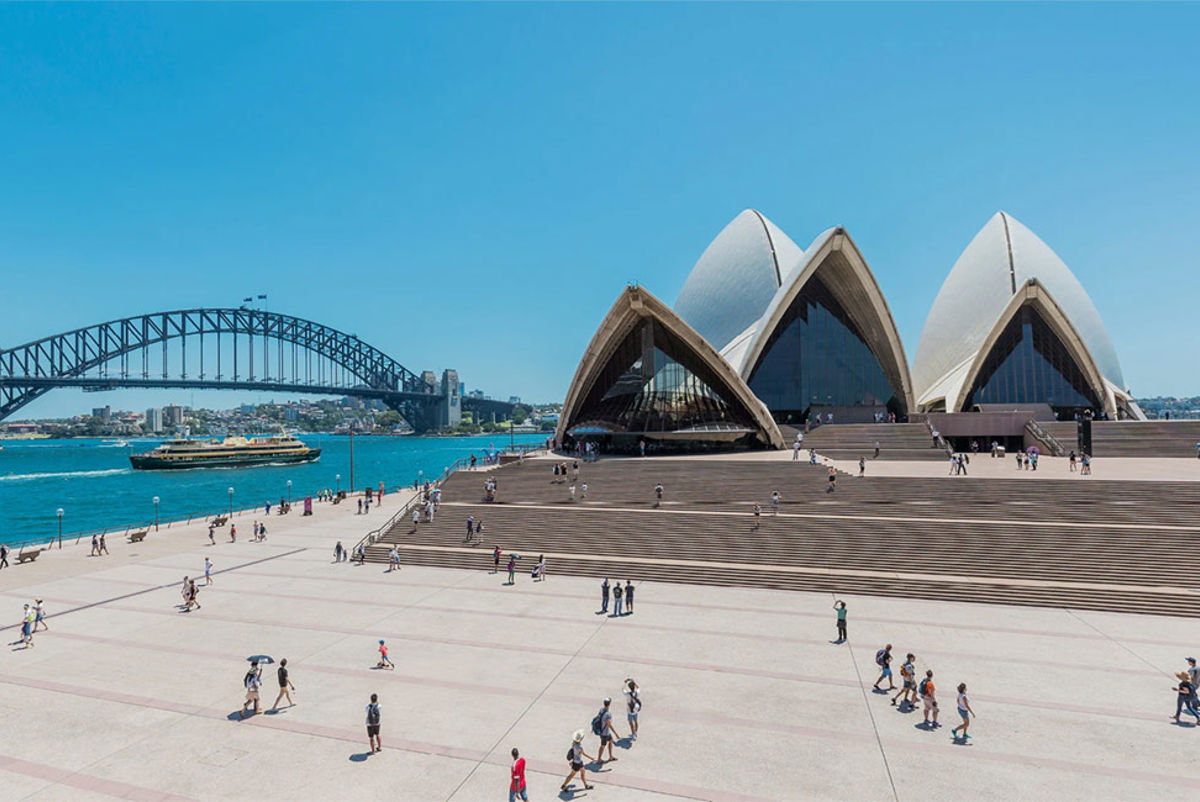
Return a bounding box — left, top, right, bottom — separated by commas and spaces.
241, 660, 264, 719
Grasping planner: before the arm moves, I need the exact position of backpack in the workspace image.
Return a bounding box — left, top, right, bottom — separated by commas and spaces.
590, 712, 603, 735
566, 746, 575, 763
875, 649, 887, 667
918, 678, 931, 698
367, 703, 380, 726
244, 671, 256, 689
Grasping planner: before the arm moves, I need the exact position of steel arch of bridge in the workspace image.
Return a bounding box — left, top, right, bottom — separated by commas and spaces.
0, 308, 437, 424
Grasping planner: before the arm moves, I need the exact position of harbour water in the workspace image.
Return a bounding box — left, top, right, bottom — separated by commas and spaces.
0, 433, 544, 547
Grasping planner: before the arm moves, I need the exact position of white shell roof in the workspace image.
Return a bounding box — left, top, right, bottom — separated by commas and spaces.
912, 212, 1125, 403
673, 210, 804, 353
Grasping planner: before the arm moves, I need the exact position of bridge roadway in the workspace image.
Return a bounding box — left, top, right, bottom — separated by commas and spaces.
371, 453, 1200, 617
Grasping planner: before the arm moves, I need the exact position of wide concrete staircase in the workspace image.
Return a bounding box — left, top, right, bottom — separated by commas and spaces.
1041, 420, 1200, 458
366, 457, 1200, 617
788, 423, 946, 461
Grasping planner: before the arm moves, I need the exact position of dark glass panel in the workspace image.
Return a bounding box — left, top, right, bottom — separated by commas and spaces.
746, 275, 903, 421
569, 319, 757, 435
962, 306, 1100, 413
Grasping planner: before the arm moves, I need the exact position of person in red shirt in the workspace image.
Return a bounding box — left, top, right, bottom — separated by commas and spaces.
509, 747, 527, 802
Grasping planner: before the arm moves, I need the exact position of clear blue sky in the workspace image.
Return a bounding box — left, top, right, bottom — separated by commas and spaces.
2, 3, 1197, 418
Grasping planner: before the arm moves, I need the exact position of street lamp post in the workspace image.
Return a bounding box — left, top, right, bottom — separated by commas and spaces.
287, 480, 292, 504
153, 496, 160, 531
228, 487, 234, 518
56, 508, 64, 549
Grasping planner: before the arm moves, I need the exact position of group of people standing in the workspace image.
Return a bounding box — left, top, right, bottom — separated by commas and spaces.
600, 577, 635, 616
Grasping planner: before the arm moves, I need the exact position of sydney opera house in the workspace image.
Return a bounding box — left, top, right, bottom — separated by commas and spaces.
557, 210, 1139, 452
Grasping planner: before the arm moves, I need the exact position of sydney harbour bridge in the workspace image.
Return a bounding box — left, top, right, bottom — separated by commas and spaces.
0, 308, 518, 432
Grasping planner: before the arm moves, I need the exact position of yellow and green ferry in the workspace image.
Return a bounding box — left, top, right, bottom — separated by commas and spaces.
130, 430, 320, 470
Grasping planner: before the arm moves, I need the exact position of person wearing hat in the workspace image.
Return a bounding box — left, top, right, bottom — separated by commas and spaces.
1173, 670, 1200, 724
560, 730, 594, 792
33, 599, 47, 632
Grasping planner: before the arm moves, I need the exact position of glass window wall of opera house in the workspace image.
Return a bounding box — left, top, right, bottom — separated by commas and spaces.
556, 209, 1142, 453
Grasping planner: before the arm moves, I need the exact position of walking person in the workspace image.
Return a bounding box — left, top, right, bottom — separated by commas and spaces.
411, 507, 420, 533
624, 678, 641, 741
241, 662, 262, 719
594, 697, 622, 762
624, 580, 634, 614
833, 600, 848, 643
600, 577, 610, 613
0, 543, 7, 569
208, 526, 215, 545
33, 598, 47, 632
188, 579, 201, 610
827, 466, 837, 493
271, 658, 295, 710
872, 644, 895, 691
334, 541, 344, 562
858, 457, 865, 477
874, 440, 880, 459
366, 693, 382, 753
920, 670, 940, 728
204, 557, 213, 585
1172, 666, 1200, 724
510, 747, 529, 801
99, 532, 108, 555
493, 545, 501, 574
20, 603, 34, 648
950, 683, 976, 740
892, 653, 916, 707
654, 482, 664, 508
90, 534, 100, 556
560, 731, 594, 792
752, 503, 761, 530
612, 581, 624, 616
506, 554, 517, 585
465, 515, 475, 543
770, 490, 780, 516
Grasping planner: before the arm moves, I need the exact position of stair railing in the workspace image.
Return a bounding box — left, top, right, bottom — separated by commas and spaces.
1025, 419, 1067, 457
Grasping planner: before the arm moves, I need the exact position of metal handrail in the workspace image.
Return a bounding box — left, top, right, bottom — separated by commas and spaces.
1025, 419, 1067, 457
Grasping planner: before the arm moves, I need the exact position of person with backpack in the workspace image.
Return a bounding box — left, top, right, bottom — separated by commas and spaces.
241, 662, 262, 719
919, 670, 940, 728
951, 683, 976, 740
624, 678, 641, 741
612, 582, 624, 617
892, 653, 916, 707
833, 600, 848, 643
872, 644, 895, 691
560, 730, 594, 793
600, 577, 610, 613
366, 693, 382, 753
593, 697, 622, 762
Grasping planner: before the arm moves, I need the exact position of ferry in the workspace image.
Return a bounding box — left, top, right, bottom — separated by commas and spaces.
129, 429, 320, 470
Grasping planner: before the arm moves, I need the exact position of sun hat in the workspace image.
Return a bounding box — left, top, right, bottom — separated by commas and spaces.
573, 730, 585, 743
1177, 671, 1191, 681
1188, 657, 1197, 664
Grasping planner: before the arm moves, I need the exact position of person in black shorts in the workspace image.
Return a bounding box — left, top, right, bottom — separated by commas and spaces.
366, 693, 382, 753
597, 697, 621, 762
272, 658, 295, 711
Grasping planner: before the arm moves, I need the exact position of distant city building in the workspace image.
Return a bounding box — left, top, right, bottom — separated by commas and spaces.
439, 369, 461, 428
163, 404, 185, 427
508, 396, 521, 405
91, 406, 111, 420
284, 407, 299, 421
239, 404, 255, 414
145, 407, 164, 432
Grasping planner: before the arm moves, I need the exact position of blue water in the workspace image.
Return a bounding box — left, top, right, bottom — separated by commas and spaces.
0, 434, 544, 547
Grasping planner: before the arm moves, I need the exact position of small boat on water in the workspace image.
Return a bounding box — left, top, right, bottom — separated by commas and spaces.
130, 429, 320, 470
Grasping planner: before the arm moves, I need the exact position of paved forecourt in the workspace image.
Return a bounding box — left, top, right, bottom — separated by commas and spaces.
0, 502, 1198, 802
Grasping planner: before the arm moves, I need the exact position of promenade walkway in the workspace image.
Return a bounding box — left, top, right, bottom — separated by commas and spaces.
1, 461, 1198, 800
